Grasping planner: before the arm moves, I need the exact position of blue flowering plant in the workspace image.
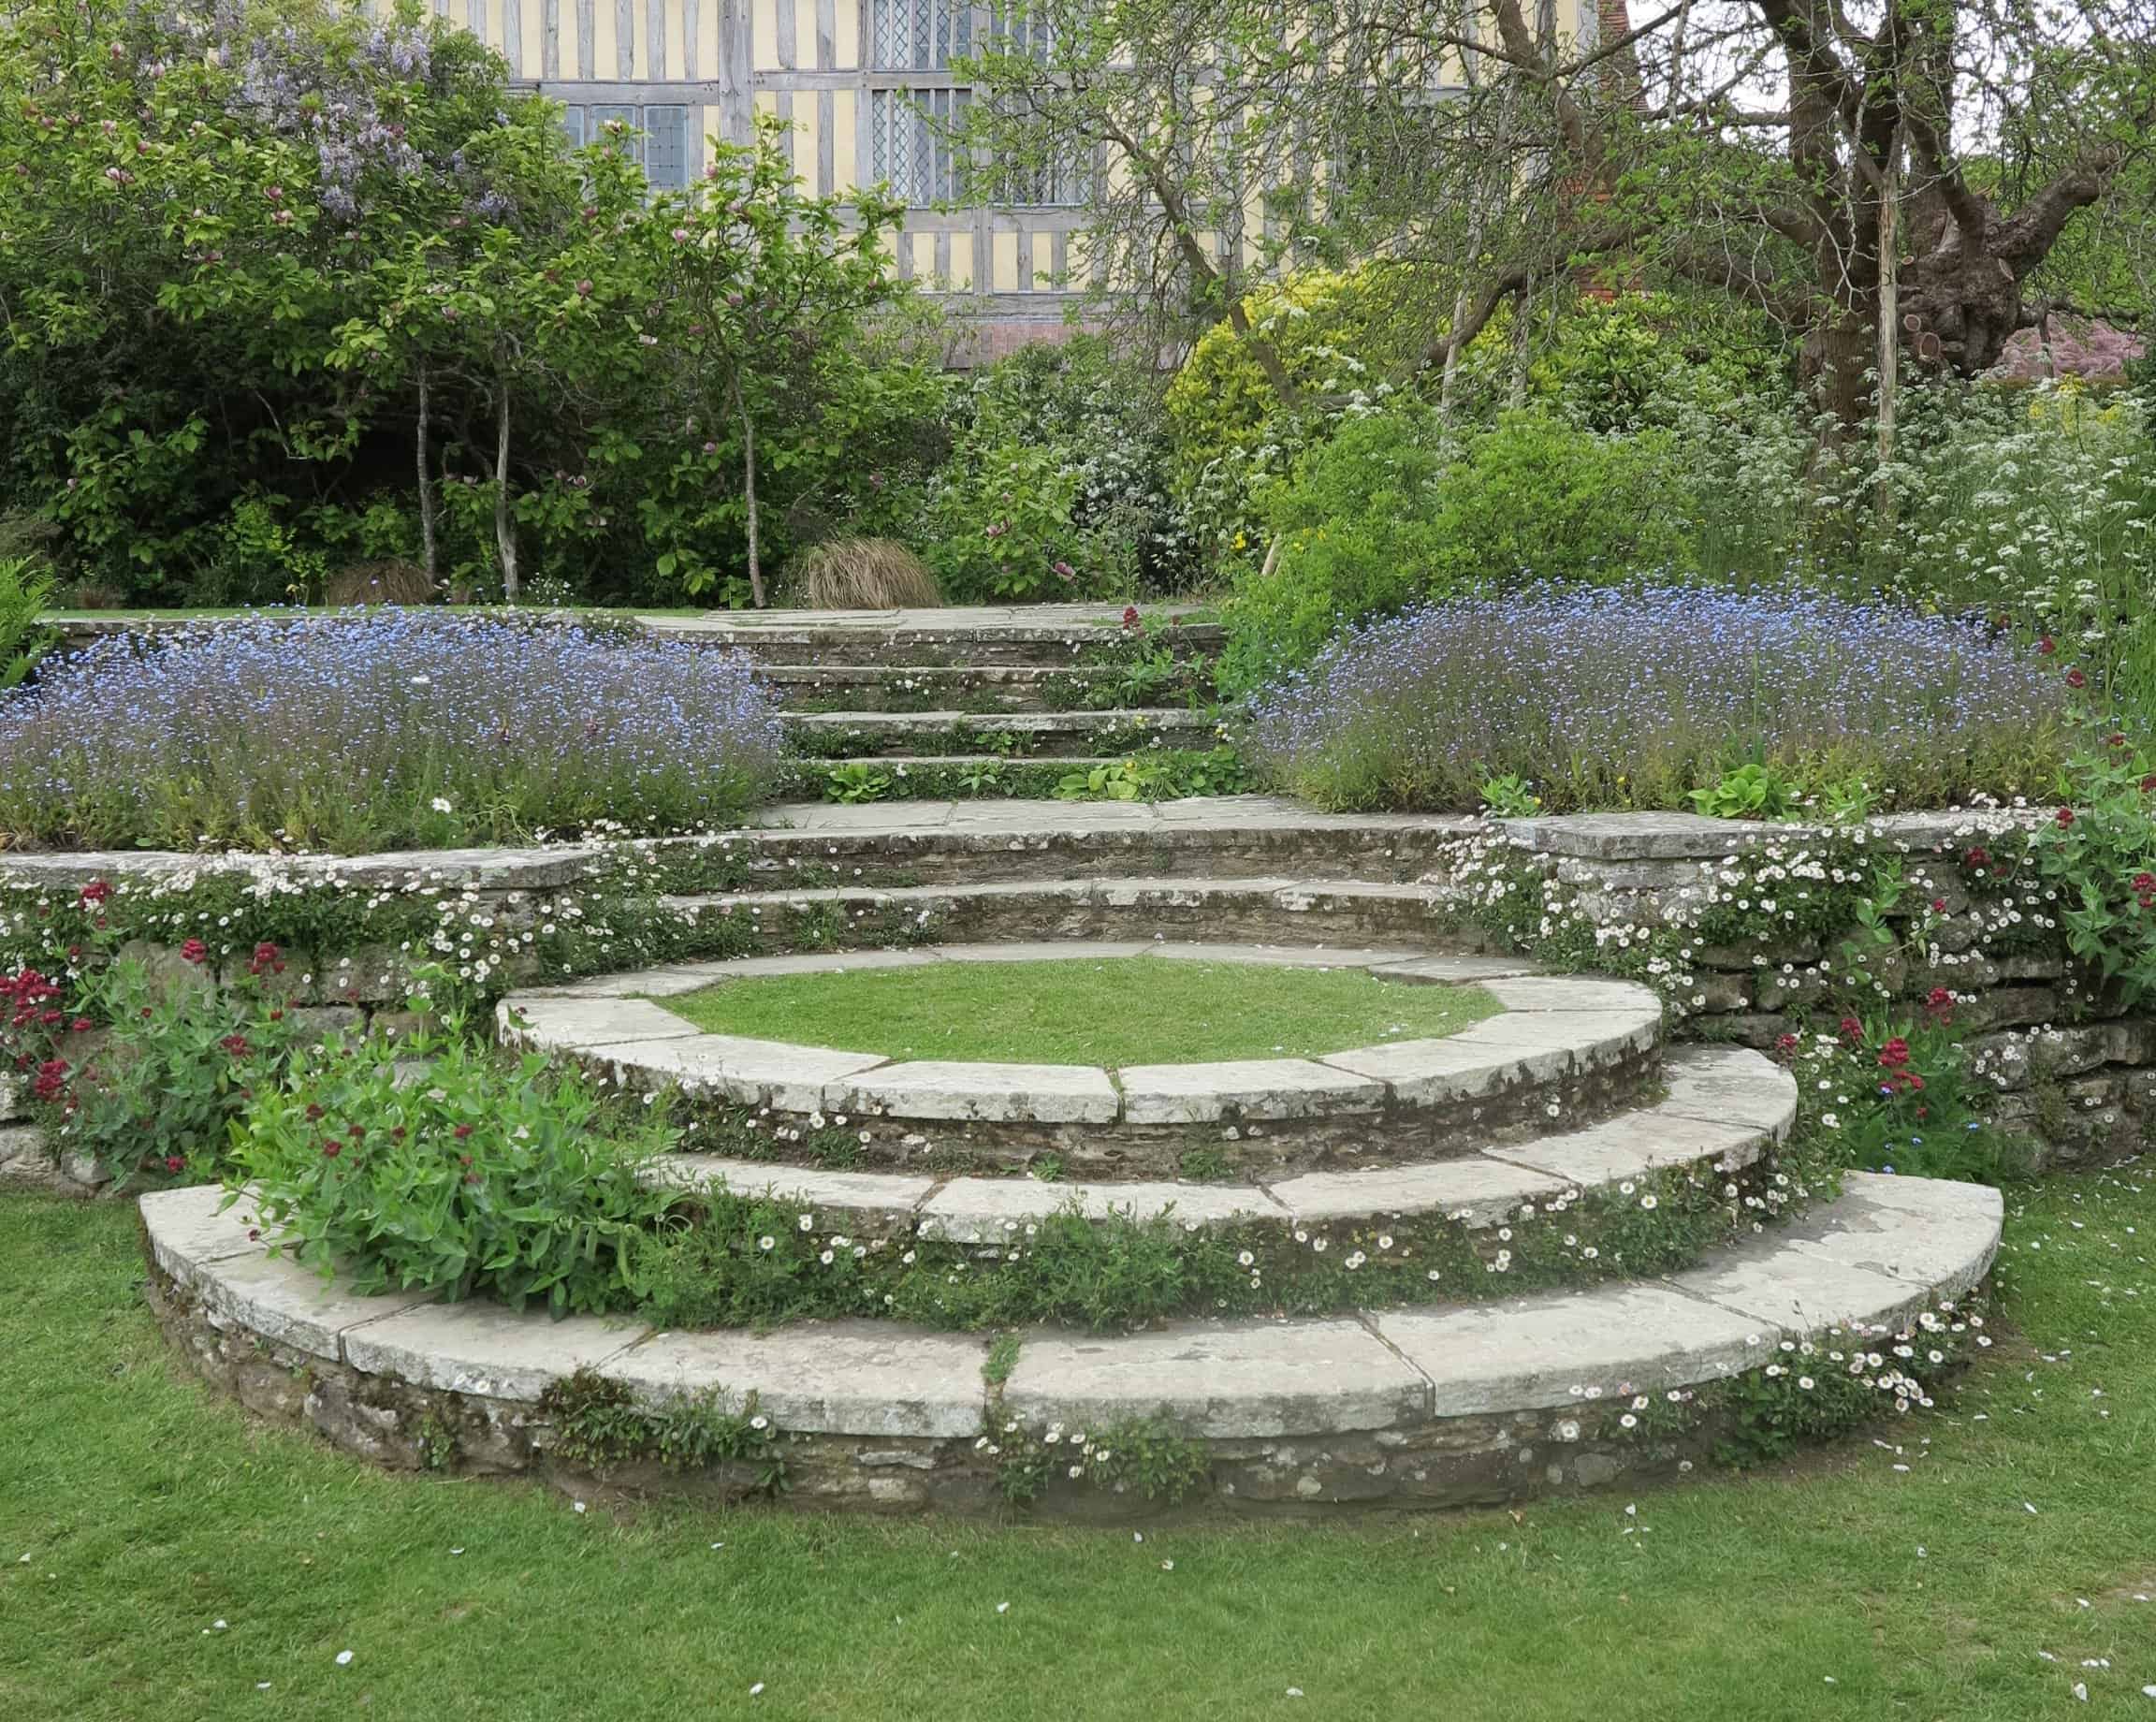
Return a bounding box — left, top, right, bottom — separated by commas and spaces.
0, 610, 783, 852
1244, 586, 2069, 814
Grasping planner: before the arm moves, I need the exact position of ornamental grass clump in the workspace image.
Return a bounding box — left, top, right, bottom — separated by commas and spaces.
1244, 586, 2070, 813
0, 610, 783, 852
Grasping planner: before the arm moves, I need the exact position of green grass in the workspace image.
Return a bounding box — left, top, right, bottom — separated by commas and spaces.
654, 958, 1499, 1065
3, 1174, 2153, 1719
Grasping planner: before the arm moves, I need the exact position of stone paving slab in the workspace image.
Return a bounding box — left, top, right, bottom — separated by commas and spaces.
196, 1248, 439, 1362
1663, 1232, 1935, 1335
1782, 1173, 2003, 1301
1318, 1037, 1524, 1104
917, 1177, 1282, 1243
1489, 1107, 1769, 1185
1377, 1283, 1770, 1415
611, 1322, 987, 1437
1118, 1058, 1387, 1124
1657, 1044, 1802, 1141
836, 1060, 1120, 1124
1144, 942, 1420, 968
599, 1034, 890, 1109
500, 996, 704, 1050
638, 1155, 936, 1219
342, 1302, 648, 1401
1267, 1157, 1568, 1229
1003, 1319, 1431, 1437
1479, 975, 1666, 1014
140, 1183, 270, 1278
1370, 956, 1550, 985
1446, 1007, 1659, 1073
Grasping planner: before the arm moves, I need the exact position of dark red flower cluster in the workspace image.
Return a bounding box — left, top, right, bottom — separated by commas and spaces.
1839, 1015, 1865, 1044
1773, 1032, 1799, 1058
2056, 807, 2076, 829
1923, 987, 1955, 1024
1122, 606, 1141, 631
2065, 667, 2088, 690
220, 1033, 251, 1058
78, 880, 111, 907
2134, 871, 2156, 911
31, 1057, 69, 1102
1963, 844, 1991, 870
246, 941, 284, 977
1877, 1037, 1911, 1069
179, 938, 209, 965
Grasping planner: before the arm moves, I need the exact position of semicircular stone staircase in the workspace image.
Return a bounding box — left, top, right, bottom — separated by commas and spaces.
141, 606, 2004, 1516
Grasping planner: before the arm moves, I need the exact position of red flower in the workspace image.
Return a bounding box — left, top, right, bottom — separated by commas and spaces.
2065, 666, 2087, 690
219, 1034, 249, 1058
321, 1140, 342, 1159
179, 938, 208, 964
1773, 1033, 1799, 1057
305, 1104, 325, 1121
70, 1017, 91, 1032
453, 1124, 473, 1139
2109, 733, 2129, 750
247, 941, 284, 976
1878, 1037, 1912, 1070
2038, 635, 2057, 655
78, 880, 111, 906
1839, 1015, 1864, 1044
2056, 807, 2076, 828
1121, 606, 1141, 631
2143, 776, 2156, 795
2134, 872, 2156, 895
164, 1155, 184, 1174
1963, 845, 1990, 869
1930, 897, 1947, 912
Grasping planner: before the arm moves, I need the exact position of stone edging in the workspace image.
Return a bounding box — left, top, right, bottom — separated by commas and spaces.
496, 947, 1664, 1175
139, 1172, 2003, 1514
634, 1043, 1798, 1238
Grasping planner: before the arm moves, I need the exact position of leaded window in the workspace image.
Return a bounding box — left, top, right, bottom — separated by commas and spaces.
559, 104, 692, 190
867, 87, 970, 204
869, 0, 971, 68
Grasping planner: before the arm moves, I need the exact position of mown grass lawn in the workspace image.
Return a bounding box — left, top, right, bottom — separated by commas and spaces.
2, 1172, 2152, 1722
657, 959, 1498, 1066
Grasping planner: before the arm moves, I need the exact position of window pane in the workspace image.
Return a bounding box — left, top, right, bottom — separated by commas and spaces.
591, 103, 640, 165
870, 0, 970, 68
643, 105, 691, 188
561, 105, 587, 150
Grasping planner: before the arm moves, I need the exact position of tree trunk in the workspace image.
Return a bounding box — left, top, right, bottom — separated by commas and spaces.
415, 361, 438, 589
733, 374, 766, 608
493, 379, 519, 605
1875, 125, 1901, 522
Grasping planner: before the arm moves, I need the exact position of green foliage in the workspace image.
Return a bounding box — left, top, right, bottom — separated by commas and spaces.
0, 0, 918, 604
538, 1367, 785, 1487
2025, 731, 2156, 1004
3, 951, 303, 1188
821, 762, 894, 803
1220, 408, 1696, 688
231, 1001, 679, 1315
923, 441, 1095, 602
0, 555, 56, 688
1689, 763, 1807, 821
1477, 774, 1543, 818
1049, 748, 1250, 802
986, 1413, 1210, 1507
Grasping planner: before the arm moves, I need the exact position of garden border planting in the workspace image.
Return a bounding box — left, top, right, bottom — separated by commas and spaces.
138, 1171, 2003, 1516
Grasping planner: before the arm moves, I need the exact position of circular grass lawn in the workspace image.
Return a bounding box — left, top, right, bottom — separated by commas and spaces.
653, 957, 1500, 1068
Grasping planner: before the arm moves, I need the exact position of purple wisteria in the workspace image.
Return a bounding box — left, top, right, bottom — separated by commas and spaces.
0, 611, 782, 852
1244, 587, 2071, 812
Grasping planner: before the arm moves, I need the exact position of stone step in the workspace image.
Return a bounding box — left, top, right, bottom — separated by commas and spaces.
499, 954, 1667, 1177
138, 1170, 2003, 1513
685, 798, 1474, 888
666, 873, 1472, 950
630, 1045, 1796, 1238
765, 664, 1214, 714
788, 709, 1221, 759
639, 608, 1225, 667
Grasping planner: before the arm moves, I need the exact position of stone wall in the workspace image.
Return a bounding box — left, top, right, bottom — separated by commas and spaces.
1496, 810, 2156, 1166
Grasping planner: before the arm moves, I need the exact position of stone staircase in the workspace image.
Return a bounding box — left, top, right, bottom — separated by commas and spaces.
138, 605, 2007, 1516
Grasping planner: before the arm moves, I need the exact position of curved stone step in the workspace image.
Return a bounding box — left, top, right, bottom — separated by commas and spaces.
138, 1171, 2003, 1513
685, 797, 1475, 888
640, 607, 1225, 667
665, 873, 1472, 950
499, 955, 1666, 1176
631, 1045, 1796, 1240
788, 708, 1220, 758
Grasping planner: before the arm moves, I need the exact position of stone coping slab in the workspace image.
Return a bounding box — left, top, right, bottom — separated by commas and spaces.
1501, 807, 2039, 862
500, 948, 1662, 1130
140, 1170, 2000, 1452
0, 797, 1473, 884
625, 1048, 1796, 1235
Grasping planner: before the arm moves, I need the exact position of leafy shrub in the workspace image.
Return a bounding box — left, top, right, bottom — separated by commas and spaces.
1245, 586, 2068, 812
2, 946, 303, 1188
232, 1022, 677, 1315
0, 611, 783, 852
0, 555, 55, 690
1220, 409, 1697, 690
2025, 730, 2156, 1005
780, 537, 940, 609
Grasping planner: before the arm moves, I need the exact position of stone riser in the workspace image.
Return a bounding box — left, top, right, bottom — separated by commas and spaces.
656, 1046, 1660, 1181
769, 667, 1212, 714
785, 721, 1217, 759
713, 828, 1464, 888
706, 629, 1225, 668
706, 890, 1476, 954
